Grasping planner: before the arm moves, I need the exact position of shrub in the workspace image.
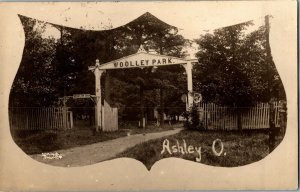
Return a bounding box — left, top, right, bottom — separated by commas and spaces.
183, 104, 203, 130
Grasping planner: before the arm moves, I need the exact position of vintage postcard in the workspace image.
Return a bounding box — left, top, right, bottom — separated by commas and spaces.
0, 1, 297, 191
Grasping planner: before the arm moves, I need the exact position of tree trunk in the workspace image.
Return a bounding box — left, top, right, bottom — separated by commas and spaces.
265, 15, 277, 152
159, 88, 165, 127
265, 15, 272, 63
60, 26, 63, 45
140, 86, 145, 128
158, 43, 165, 127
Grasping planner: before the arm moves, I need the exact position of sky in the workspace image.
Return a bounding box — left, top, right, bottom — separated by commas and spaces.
16, 2, 271, 38
16, 2, 271, 57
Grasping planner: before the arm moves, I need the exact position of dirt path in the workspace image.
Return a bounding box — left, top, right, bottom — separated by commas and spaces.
30, 128, 182, 167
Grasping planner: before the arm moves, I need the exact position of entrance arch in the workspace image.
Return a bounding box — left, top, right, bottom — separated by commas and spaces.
89, 46, 198, 132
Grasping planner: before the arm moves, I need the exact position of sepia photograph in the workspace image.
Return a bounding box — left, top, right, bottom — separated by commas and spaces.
0, 1, 297, 191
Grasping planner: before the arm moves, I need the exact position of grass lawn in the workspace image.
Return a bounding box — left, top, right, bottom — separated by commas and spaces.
11, 123, 179, 155
116, 129, 285, 169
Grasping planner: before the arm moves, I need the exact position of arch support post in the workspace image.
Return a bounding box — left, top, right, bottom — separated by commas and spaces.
89, 59, 105, 132
183, 61, 193, 110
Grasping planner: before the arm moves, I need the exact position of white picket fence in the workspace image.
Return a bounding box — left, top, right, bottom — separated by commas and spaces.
198, 102, 282, 130
9, 107, 73, 130
9, 103, 118, 131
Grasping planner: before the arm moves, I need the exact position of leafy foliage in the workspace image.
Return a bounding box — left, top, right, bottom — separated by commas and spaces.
10, 13, 188, 121
10, 16, 57, 106
194, 21, 285, 107
183, 104, 202, 130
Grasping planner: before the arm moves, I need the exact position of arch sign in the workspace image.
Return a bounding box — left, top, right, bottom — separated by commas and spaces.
88, 46, 198, 132
99, 52, 190, 70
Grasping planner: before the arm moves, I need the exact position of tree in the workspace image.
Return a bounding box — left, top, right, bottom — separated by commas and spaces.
10, 15, 57, 107
194, 19, 286, 131
194, 20, 286, 108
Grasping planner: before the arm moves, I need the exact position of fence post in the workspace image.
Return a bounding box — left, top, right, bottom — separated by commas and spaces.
69, 111, 73, 129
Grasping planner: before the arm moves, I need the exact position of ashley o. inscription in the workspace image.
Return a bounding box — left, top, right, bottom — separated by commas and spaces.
160, 139, 225, 162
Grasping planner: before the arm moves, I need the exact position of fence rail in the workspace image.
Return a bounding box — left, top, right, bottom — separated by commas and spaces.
9, 107, 73, 130
198, 101, 283, 130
